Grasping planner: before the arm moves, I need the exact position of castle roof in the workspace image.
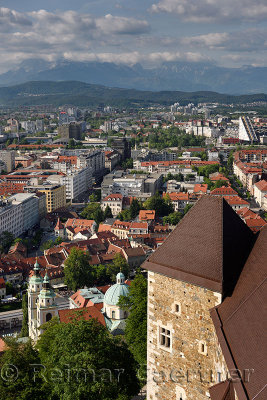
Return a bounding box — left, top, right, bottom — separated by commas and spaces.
142, 196, 255, 296
209, 381, 235, 400
210, 225, 267, 400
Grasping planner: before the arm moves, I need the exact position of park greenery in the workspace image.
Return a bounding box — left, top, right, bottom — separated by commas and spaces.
163, 211, 183, 225
80, 202, 104, 224
40, 237, 63, 252
117, 198, 141, 222
143, 192, 173, 217
0, 318, 140, 400
64, 248, 130, 290
0, 231, 14, 253
147, 131, 205, 150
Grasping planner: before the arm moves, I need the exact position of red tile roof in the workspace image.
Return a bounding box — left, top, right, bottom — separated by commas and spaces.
139, 210, 156, 221
193, 183, 208, 194
164, 192, 190, 201
0, 278, 5, 288
58, 306, 105, 326
210, 186, 238, 196
223, 196, 249, 206
254, 180, 267, 191
130, 222, 148, 229
102, 193, 123, 201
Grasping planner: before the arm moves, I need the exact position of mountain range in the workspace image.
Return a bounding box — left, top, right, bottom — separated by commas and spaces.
0, 80, 266, 108
0, 59, 267, 95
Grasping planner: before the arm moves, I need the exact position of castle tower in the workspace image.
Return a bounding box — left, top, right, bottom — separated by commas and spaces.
142, 196, 255, 400
36, 273, 58, 337
28, 259, 43, 340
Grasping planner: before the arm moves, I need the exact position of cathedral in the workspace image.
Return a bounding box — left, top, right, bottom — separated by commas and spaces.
28, 259, 129, 340
28, 259, 58, 340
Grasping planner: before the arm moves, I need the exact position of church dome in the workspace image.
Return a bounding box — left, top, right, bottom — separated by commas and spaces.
29, 259, 43, 285
39, 273, 56, 300
104, 272, 129, 306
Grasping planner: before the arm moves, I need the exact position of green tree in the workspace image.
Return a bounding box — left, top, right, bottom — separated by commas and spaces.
0, 231, 15, 253
163, 211, 183, 225
64, 248, 94, 291
103, 205, 113, 219
91, 264, 108, 285
129, 199, 141, 219
89, 193, 98, 202
118, 272, 147, 367
20, 294, 29, 337
5, 282, 15, 296
37, 318, 140, 400
122, 158, 133, 170
143, 193, 173, 217
117, 209, 131, 221
107, 253, 130, 282
54, 237, 63, 245
184, 203, 194, 214
40, 239, 54, 252
0, 339, 45, 399
80, 203, 104, 223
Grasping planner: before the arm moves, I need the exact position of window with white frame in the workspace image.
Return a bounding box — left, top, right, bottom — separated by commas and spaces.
158, 326, 171, 349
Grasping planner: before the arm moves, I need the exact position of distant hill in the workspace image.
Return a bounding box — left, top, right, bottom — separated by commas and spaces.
0, 80, 266, 107
0, 59, 267, 95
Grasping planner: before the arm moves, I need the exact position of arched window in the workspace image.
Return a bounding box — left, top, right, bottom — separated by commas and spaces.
46, 313, 52, 322
112, 311, 116, 319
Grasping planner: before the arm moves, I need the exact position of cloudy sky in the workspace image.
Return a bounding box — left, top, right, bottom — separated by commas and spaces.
0, 0, 266, 73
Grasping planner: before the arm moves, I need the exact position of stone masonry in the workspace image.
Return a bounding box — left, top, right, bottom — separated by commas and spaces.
147, 271, 228, 400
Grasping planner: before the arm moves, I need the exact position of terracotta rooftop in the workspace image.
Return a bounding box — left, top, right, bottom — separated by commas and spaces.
210, 186, 238, 196
193, 183, 208, 194
139, 210, 156, 221
102, 194, 123, 201
142, 196, 255, 297
58, 306, 105, 327
254, 179, 267, 191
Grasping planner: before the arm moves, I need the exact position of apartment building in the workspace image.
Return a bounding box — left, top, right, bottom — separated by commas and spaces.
0, 193, 40, 237
37, 184, 66, 213
0, 200, 23, 237
0, 150, 15, 172
9, 193, 39, 232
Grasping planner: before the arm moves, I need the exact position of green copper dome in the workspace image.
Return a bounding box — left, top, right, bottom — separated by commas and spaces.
38, 273, 56, 300
104, 272, 129, 306
29, 258, 43, 285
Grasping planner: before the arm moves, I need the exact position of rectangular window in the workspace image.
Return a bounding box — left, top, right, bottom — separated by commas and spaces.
159, 327, 171, 348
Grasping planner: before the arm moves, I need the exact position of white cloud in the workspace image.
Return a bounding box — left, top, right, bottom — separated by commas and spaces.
96, 14, 150, 35
151, 0, 267, 22
63, 50, 206, 65
182, 29, 267, 52
0, 7, 32, 31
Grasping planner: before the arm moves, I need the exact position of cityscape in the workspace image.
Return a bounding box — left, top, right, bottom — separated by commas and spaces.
0, 1, 266, 400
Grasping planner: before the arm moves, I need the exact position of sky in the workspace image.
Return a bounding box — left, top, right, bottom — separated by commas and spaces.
0, 0, 266, 73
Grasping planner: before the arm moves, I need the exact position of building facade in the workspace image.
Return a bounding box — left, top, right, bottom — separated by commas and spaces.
142, 196, 255, 400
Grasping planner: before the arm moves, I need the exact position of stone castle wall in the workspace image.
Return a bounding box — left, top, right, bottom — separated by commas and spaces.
147, 271, 228, 400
